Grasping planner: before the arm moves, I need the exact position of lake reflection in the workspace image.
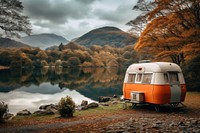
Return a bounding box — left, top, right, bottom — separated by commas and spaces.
0, 67, 125, 114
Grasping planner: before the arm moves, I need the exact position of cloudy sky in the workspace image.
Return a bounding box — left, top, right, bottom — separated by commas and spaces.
21, 0, 140, 40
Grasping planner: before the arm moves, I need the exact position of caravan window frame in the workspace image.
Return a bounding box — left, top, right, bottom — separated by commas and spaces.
142, 73, 153, 84
134, 72, 153, 84
127, 73, 136, 83
135, 73, 143, 83
168, 71, 179, 84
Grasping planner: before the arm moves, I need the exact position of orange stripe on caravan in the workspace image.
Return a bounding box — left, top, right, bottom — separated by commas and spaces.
153, 85, 171, 104
123, 83, 154, 103
123, 84, 173, 104
123, 84, 186, 104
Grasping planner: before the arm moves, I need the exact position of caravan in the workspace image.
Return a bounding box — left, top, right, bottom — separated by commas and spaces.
122, 62, 186, 106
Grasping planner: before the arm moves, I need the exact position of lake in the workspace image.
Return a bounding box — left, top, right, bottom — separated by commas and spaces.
0, 67, 125, 114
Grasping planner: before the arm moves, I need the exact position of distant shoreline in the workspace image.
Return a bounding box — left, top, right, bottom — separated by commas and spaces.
0, 65, 9, 70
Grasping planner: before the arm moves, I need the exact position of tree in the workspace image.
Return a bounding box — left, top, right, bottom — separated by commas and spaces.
67, 57, 81, 67
58, 43, 64, 51
127, 0, 156, 37
0, 0, 31, 38
182, 55, 200, 91
36, 51, 48, 60
129, 0, 200, 65
0, 102, 8, 123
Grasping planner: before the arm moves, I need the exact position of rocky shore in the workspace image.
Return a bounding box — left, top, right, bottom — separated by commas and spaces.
102, 116, 200, 133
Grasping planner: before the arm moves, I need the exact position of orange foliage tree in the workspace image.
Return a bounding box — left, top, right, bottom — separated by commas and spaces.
129, 0, 200, 65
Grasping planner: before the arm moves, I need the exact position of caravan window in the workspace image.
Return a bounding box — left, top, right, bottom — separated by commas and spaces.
136, 74, 142, 83
169, 72, 179, 84
142, 73, 152, 84
128, 74, 136, 83
163, 73, 169, 83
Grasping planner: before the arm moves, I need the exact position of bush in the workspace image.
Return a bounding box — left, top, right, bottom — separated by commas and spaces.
58, 96, 75, 117
0, 102, 8, 123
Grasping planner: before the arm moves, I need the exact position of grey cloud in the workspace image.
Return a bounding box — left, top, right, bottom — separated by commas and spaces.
93, 1, 140, 23
75, 0, 100, 4
21, 0, 97, 24
79, 21, 90, 27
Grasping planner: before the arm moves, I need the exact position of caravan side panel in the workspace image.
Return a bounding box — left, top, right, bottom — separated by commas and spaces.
153, 85, 171, 104
123, 83, 154, 103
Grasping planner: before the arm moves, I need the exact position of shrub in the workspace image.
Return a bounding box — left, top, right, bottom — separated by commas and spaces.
0, 102, 8, 123
58, 96, 75, 117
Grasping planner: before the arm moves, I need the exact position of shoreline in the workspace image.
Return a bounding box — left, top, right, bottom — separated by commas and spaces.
0, 66, 9, 70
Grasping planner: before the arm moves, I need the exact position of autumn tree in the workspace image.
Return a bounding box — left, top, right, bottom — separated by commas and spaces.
66, 57, 81, 67
0, 0, 31, 38
36, 50, 48, 60
129, 0, 200, 65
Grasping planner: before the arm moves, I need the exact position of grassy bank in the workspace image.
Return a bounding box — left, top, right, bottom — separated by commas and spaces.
1, 92, 200, 132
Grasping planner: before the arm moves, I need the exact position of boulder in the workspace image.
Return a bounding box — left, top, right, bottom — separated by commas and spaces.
39, 104, 59, 110
99, 96, 111, 102
16, 109, 31, 116
81, 100, 88, 106
33, 109, 54, 115
87, 102, 99, 109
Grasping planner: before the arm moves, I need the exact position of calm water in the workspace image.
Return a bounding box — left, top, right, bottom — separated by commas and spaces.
0, 67, 125, 114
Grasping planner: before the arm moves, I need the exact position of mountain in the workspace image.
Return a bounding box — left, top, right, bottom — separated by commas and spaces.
20, 33, 69, 49
0, 37, 30, 48
74, 26, 137, 47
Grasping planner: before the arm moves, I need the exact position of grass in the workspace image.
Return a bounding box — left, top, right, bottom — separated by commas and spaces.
75, 103, 123, 116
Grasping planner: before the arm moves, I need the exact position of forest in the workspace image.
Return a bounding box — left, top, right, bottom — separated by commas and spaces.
0, 42, 137, 68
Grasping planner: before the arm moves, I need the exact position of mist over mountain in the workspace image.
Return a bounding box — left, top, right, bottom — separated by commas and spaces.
73, 26, 137, 47
0, 37, 31, 48
20, 33, 69, 49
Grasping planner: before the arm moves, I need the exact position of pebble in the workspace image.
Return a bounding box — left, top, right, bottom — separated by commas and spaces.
101, 117, 200, 132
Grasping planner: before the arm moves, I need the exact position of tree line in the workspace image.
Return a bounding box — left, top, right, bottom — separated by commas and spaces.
0, 42, 138, 69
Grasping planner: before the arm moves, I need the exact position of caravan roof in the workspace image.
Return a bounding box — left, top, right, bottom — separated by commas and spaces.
126, 62, 182, 73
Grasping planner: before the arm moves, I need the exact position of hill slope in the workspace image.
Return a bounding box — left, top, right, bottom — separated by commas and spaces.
74, 26, 137, 47
20, 33, 69, 49
0, 38, 30, 48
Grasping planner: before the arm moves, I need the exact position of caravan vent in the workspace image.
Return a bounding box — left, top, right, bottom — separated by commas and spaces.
130, 91, 144, 103
138, 60, 151, 63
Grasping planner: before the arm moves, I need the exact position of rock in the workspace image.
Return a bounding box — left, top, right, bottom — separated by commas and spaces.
33, 109, 54, 115
151, 124, 160, 129
39, 105, 49, 110
39, 104, 59, 110
87, 102, 99, 109
81, 106, 88, 110
100, 103, 109, 106
16, 109, 31, 116
191, 120, 198, 125
113, 95, 117, 98
81, 100, 88, 106
99, 96, 111, 102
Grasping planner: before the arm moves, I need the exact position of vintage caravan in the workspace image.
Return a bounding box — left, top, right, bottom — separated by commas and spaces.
122, 62, 186, 108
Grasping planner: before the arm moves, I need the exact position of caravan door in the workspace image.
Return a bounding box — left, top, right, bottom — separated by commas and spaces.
168, 72, 181, 103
